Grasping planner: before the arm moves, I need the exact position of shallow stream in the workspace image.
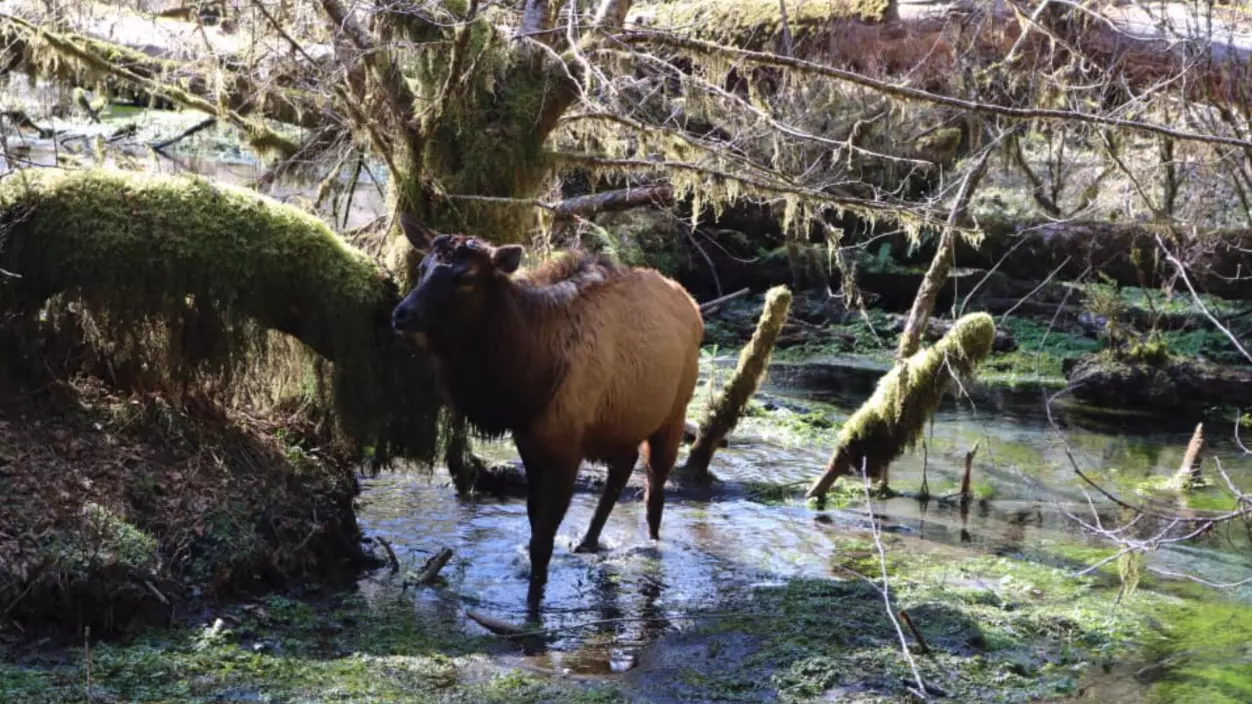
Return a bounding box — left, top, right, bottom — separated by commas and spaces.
355, 364, 1252, 699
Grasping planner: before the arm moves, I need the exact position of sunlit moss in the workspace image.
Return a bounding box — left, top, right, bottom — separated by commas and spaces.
811, 313, 997, 492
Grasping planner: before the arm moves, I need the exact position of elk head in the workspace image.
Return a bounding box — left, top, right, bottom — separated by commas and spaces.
390, 213, 523, 341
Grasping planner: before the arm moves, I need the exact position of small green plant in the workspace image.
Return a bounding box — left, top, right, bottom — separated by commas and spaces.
1126, 330, 1171, 367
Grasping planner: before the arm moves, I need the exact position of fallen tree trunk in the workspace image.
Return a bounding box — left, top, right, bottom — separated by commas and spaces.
629, 0, 1252, 109
899, 220, 1252, 301
0, 167, 442, 467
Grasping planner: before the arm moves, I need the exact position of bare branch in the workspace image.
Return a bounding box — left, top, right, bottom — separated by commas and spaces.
1155, 231, 1252, 364
552, 185, 673, 220
317, 0, 424, 166
616, 29, 1252, 151
896, 147, 994, 359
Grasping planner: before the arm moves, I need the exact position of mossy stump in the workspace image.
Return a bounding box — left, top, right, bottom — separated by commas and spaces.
683, 285, 792, 483
806, 312, 996, 498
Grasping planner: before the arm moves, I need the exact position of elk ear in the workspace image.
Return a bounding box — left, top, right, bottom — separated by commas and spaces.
492, 244, 524, 274
397, 211, 436, 249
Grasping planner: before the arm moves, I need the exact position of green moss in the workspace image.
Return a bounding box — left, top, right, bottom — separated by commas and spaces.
1140, 598, 1252, 703
42, 503, 160, 579
0, 167, 441, 466
674, 549, 1183, 703
0, 589, 627, 703
685, 286, 793, 479
410, 17, 569, 240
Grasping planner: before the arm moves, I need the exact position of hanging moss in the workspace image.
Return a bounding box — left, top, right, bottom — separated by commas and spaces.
406, 15, 570, 241
683, 286, 793, 482
806, 312, 996, 497
0, 167, 441, 468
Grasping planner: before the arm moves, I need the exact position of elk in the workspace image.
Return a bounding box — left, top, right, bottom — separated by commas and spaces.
390, 215, 703, 613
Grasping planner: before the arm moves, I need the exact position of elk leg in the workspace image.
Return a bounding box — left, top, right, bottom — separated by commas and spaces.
515, 436, 579, 615
644, 415, 684, 541
575, 450, 638, 554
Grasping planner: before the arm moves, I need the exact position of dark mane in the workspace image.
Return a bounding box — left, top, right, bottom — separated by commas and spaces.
514, 249, 625, 300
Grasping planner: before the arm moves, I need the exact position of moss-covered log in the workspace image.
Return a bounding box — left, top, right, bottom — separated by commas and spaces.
806, 312, 996, 498
682, 285, 792, 483
0, 167, 441, 467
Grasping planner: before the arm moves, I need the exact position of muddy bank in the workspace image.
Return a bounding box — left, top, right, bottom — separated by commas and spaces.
0, 373, 371, 638
1065, 353, 1252, 410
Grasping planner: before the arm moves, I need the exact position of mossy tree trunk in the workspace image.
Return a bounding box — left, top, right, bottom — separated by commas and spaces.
808, 151, 990, 499
0, 167, 441, 468
682, 285, 792, 483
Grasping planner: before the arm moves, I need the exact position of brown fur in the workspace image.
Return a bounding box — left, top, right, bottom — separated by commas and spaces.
395, 234, 703, 614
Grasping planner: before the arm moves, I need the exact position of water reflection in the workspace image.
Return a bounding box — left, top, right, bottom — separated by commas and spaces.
357, 373, 1252, 677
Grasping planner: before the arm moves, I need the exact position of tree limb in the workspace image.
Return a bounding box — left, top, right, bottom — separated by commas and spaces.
552, 185, 674, 219
317, 0, 425, 181
616, 29, 1252, 151
896, 147, 993, 360
0, 13, 328, 131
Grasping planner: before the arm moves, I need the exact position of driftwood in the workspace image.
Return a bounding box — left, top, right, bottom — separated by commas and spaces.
466, 609, 530, 637
414, 547, 453, 585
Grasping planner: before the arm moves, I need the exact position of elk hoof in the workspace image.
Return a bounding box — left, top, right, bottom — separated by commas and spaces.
573, 539, 602, 554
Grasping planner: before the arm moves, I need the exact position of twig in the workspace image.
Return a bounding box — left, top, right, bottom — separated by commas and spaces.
897, 609, 931, 656
143, 579, 169, 605
376, 536, 400, 573
995, 255, 1072, 326
150, 117, 216, 152
859, 456, 928, 699
698, 287, 751, 314
1155, 232, 1252, 364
